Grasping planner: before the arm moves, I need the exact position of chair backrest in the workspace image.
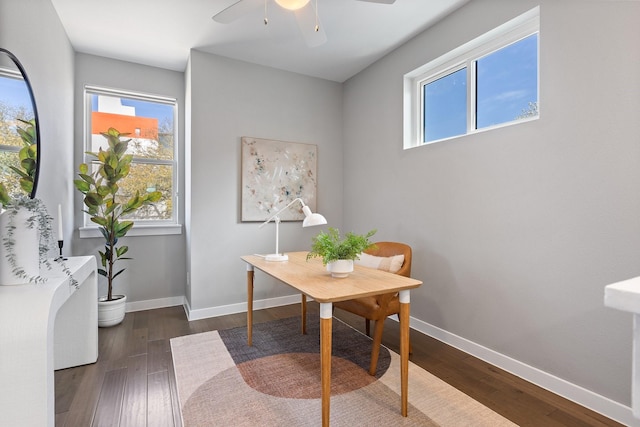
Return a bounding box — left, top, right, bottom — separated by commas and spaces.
364, 241, 412, 277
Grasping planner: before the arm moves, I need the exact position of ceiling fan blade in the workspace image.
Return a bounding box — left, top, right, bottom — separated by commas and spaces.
356, 0, 396, 4
294, 4, 327, 47
212, 0, 262, 24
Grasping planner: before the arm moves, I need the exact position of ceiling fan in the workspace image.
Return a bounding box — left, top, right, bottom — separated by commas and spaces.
212, 0, 396, 47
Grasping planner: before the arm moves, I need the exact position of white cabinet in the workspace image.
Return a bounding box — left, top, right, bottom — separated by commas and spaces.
605, 276, 640, 420
0, 256, 98, 427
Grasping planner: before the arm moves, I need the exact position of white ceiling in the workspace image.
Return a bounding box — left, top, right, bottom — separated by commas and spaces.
50, 0, 468, 82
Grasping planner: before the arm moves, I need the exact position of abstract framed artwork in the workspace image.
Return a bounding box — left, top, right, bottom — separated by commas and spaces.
241, 136, 318, 222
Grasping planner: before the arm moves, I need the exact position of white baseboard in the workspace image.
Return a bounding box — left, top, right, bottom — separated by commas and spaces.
184, 294, 304, 321
127, 294, 638, 426
125, 296, 185, 313
408, 317, 637, 427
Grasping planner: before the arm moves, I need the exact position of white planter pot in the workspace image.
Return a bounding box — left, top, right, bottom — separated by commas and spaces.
0, 208, 39, 285
98, 295, 127, 327
327, 259, 354, 278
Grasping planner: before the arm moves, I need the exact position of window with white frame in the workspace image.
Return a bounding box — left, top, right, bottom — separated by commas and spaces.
404, 7, 539, 149
82, 86, 178, 230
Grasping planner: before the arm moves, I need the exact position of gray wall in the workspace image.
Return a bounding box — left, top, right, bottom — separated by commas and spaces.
343, 0, 640, 410
0, 0, 75, 247
4, 0, 638, 420
186, 50, 343, 314
72, 53, 187, 304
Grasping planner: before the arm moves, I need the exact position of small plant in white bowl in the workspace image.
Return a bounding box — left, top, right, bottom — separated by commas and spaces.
306, 228, 377, 278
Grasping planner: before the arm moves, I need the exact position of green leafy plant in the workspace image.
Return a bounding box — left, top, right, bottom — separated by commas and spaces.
306, 227, 377, 265
0, 119, 74, 285
11, 118, 38, 194
74, 127, 161, 301
0, 118, 37, 206
0, 182, 9, 208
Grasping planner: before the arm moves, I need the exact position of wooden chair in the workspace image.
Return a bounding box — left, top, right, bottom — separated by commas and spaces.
334, 242, 412, 376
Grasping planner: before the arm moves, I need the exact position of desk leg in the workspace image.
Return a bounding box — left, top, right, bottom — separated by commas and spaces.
399, 290, 410, 417
246, 265, 254, 346
320, 302, 332, 427
301, 294, 307, 334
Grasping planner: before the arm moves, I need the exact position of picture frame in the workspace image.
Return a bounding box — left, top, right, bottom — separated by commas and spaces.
241, 136, 318, 222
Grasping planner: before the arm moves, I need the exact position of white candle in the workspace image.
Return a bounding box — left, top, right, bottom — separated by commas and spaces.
57, 204, 63, 240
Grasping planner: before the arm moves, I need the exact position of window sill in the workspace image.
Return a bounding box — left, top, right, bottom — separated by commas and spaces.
79, 224, 183, 238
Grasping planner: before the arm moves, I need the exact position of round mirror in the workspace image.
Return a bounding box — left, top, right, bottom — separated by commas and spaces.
0, 48, 40, 200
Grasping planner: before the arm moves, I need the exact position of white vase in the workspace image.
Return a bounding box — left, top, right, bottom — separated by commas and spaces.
0, 208, 39, 285
327, 259, 354, 278
98, 295, 127, 327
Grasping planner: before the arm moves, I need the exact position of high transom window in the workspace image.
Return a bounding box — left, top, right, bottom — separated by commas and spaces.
404, 7, 539, 149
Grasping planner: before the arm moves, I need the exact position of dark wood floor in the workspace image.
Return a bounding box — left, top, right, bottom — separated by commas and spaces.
55, 303, 624, 426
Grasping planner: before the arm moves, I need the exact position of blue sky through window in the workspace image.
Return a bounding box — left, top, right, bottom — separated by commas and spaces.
423, 33, 538, 143
0, 77, 32, 112
476, 33, 538, 128
90, 95, 173, 125
424, 68, 467, 142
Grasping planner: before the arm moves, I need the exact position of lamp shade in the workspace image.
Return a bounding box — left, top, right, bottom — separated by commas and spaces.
302, 205, 327, 227
275, 0, 310, 10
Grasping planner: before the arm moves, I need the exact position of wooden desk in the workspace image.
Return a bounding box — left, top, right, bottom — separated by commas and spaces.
241, 252, 422, 427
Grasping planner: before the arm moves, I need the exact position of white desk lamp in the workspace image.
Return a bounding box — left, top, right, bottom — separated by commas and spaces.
259, 197, 327, 262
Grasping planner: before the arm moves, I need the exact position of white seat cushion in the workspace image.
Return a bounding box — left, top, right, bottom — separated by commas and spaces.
355, 253, 404, 274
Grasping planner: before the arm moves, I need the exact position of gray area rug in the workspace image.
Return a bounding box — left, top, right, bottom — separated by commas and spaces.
170, 316, 517, 426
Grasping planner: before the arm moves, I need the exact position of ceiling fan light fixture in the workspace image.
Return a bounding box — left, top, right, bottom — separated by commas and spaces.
274, 0, 310, 11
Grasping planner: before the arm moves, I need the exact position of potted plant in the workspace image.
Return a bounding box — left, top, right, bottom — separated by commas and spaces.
306, 227, 377, 278
0, 119, 68, 285
0, 194, 53, 284
74, 127, 161, 327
